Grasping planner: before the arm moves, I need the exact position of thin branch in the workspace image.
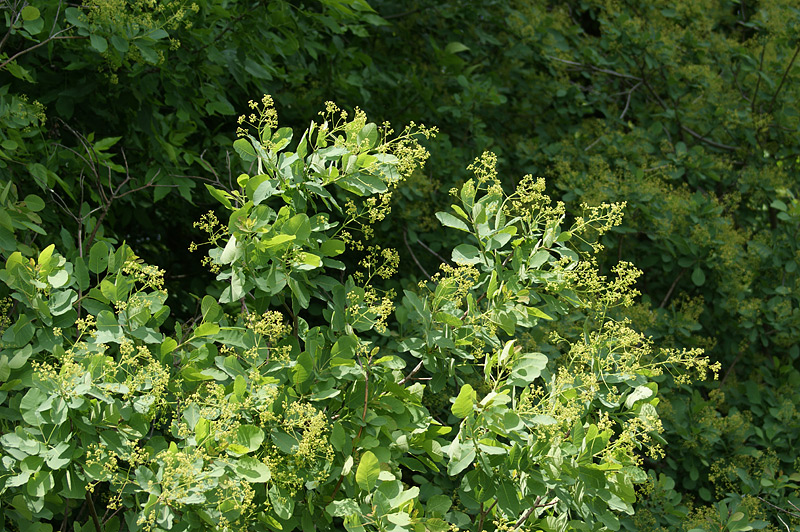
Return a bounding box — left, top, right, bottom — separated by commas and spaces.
584, 136, 603, 152
545, 55, 642, 81
756, 496, 800, 519
382, 7, 424, 19
680, 125, 739, 151
751, 41, 767, 114
0, 0, 23, 54
659, 268, 686, 309
403, 229, 431, 280
0, 32, 85, 70
85, 492, 102, 532
415, 236, 451, 266
399, 359, 424, 385
619, 81, 642, 120
514, 507, 536, 529
768, 43, 800, 113
477, 500, 498, 532
720, 349, 746, 387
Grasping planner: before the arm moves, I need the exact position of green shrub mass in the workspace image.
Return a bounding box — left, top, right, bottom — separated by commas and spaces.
1, 1, 799, 531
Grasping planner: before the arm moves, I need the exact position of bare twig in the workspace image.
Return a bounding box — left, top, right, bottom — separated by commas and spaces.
756, 496, 800, 519
415, 236, 451, 265
0, 32, 86, 71
514, 496, 558, 529
620, 81, 642, 120
769, 44, 800, 113
659, 268, 686, 309
514, 507, 536, 529
680, 125, 739, 151
545, 55, 642, 81
399, 359, 424, 385
85, 492, 102, 532
584, 137, 603, 152
403, 229, 431, 280
751, 41, 767, 114
477, 500, 498, 532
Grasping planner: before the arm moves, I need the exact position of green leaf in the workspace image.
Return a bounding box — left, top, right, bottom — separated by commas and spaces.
237, 456, 271, 482
234, 374, 246, 399
447, 439, 475, 475
508, 353, 547, 386
134, 41, 158, 63
194, 322, 220, 337
528, 307, 554, 321
233, 138, 257, 161
110, 35, 129, 52
90, 34, 108, 53
24, 194, 44, 212
356, 123, 378, 148
451, 384, 475, 418
204, 184, 233, 210
452, 244, 482, 265
21, 6, 40, 20
433, 311, 463, 327
271, 127, 293, 151
283, 214, 311, 244
261, 234, 295, 248
159, 338, 177, 358
235, 425, 265, 453
88, 242, 109, 273
625, 385, 654, 408
436, 212, 470, 232
201, 295, 222, 322
445, 41, 470, 54
691, 266, 706, 286
320, 239, 346, 256
195, 418, 210, 443
219, 235, 240, 264
253, 179, 280, 205
95, 309, 123, 343
426, 495, 452, 517
326, 499, 360, 517
269, 484, 295, 519
356, 450, 380, 491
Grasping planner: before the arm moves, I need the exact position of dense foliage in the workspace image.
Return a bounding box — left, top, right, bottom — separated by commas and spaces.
1, 0, 799, 531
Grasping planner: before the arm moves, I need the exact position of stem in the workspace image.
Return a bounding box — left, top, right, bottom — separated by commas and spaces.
399, 359, 424, 385
768, 44, 800, 113
0, 33, 86, 71
477, 500, 498, 532
751, 40, 767, 114
85, 491, 102, 532
403, 230, 431, 280
659, 268, 686, 309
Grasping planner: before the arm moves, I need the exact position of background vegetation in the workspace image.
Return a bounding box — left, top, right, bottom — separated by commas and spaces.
1, 0, 799, 530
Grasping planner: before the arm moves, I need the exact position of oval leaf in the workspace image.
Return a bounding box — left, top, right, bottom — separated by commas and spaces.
356, 450, 380, 491
451, 384, 475, 418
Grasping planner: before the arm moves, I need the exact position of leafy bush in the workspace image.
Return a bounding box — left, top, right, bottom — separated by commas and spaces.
0, 100, 716, 531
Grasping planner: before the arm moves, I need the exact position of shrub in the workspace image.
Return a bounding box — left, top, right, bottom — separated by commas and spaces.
0, 99, 716, 532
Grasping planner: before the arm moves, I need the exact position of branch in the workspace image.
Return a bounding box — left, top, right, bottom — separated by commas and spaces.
403, 229, 431, 280
399, 359, 424, 385
619, 81, 642, 120
659, 267, 686, 309
680, 125, 739, 151
545, 55, 642, 81
514, 496, 557, 529
751, 40, 767, 114
85, 491, 102, 532
769, 43, 800, 113
0, 32, 85, 71
415, 236, 451, 266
